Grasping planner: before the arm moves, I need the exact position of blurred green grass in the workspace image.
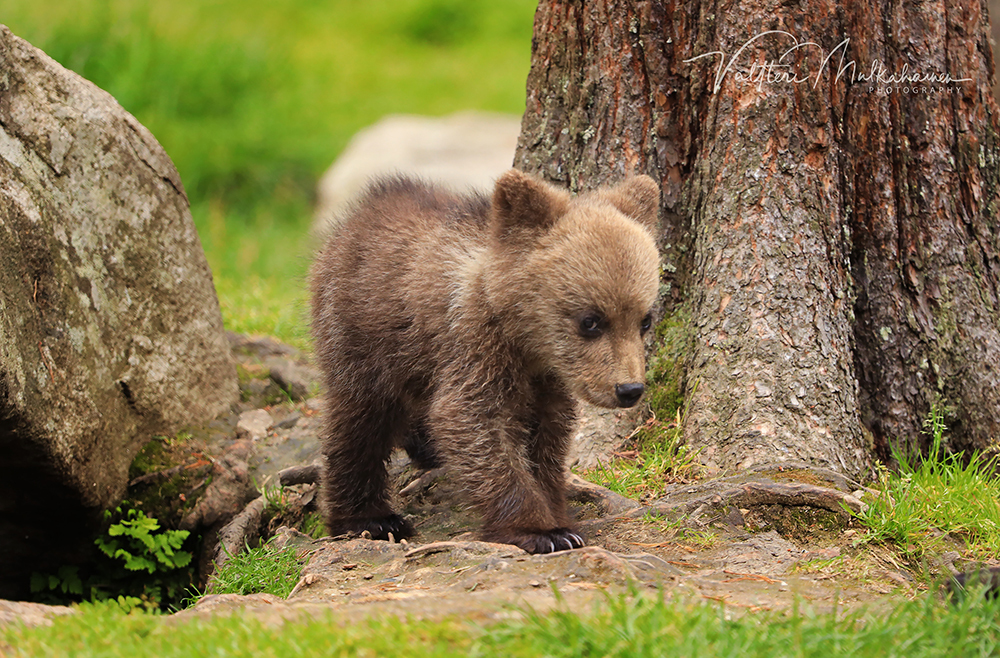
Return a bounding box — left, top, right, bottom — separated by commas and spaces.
2, 0, 536, 349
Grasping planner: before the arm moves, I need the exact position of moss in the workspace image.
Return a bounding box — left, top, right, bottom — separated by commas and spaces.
129, 469, 208, 526
125, 431, 210, 526
744, 504, 848, 542
129, 431, 194, 479
645, 311, 689, 421
128, 440, 168, 480
758, 467, 836, 489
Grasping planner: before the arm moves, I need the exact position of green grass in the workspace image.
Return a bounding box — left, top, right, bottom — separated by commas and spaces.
5, 590, 1000, 657
582, 412, 702, 501
207, 541, 306, 600
581, 313, 702, 500
855, 409, 1000, 562
2, 0, 537, 348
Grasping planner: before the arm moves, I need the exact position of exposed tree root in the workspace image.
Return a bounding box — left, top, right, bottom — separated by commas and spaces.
212, 497, 265, 575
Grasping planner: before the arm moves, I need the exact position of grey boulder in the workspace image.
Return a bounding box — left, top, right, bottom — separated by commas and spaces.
0, 26, 237, 597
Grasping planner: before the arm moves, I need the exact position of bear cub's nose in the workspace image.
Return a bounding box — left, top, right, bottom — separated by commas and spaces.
615, 382, 645, 407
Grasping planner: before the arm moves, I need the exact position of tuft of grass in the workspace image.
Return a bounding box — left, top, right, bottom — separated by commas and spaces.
207, 541, 305, 600
259, 483, 290, 517
581, 312, 701, 500
679, 529, 720, 549
301, 512, 326, 540
6, 590, 1000, 657
855, 408, 1000, 561
583, 410, 701, 501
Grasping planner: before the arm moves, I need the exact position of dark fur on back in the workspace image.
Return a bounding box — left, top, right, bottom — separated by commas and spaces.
310, 170, 661, 553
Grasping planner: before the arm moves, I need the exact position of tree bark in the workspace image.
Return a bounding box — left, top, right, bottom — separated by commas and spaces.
515, 0, 1000, 477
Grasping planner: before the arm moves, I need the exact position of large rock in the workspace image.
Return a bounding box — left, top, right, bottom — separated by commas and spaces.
313, 112, 520, 234
0, 26, 238, 597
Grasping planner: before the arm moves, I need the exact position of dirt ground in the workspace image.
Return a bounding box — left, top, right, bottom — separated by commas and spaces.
177, 456, 958, 626
168, 337, 971, 624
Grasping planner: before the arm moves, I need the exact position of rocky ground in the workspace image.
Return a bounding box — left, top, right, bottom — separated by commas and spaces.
4, 334, 982, 629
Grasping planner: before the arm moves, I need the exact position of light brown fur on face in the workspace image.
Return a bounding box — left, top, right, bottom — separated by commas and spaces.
310, 169, 660, 554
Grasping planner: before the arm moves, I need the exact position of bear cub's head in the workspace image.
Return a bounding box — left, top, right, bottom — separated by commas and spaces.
487, 169, 661, 409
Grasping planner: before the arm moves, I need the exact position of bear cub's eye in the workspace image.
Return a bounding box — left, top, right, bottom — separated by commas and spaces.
640, 313, 653, 335
578, 313, 603, 338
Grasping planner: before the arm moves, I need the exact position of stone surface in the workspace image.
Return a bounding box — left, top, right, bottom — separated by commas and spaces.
178, 519, 887, 626
0, 25, 237, 597
312, 112, 520, 234
264, 356, 320, 402
114, 336, 931, 624
108, 341, 952, 625
0, 600, 75, 629
236, 409, 274, 442
567, 402, 648, 470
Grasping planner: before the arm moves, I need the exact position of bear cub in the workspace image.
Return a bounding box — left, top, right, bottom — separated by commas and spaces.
310, 169, 660, 554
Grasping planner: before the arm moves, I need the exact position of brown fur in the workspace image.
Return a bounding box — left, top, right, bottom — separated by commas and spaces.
310, 169, 660, 553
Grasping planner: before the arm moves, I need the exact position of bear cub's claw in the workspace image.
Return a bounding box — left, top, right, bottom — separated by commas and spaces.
498, 528, 585, 554
331, 514, 415, 541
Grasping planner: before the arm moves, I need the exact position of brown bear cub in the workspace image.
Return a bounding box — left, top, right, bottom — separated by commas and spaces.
310, 169, 660, 554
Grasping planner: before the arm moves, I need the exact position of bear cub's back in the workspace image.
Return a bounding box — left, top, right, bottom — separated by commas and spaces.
310, 176, 493, 366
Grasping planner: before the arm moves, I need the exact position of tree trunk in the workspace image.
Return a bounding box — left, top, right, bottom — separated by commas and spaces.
515, 0, 1000, 478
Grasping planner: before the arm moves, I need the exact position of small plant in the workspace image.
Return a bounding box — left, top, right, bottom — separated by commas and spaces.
30, 566, 83, 597
639, 510, 682, 530
680, 529, 720, 549
582, 409, 701, 501
207, 540, 305, 599
260, 481, 290, 516
301, 511, 326, 539
95, 506, 192, 573
854, 408, 1000, 562
31, 504, 195, 611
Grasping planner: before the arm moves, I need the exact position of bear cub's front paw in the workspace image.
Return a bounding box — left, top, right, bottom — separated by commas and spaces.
329, 514, 415, 541
494, 528, 585, 554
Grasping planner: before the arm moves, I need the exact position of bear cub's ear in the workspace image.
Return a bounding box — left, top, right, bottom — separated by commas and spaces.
491, 169, 571, 244
596, 175, 660, 235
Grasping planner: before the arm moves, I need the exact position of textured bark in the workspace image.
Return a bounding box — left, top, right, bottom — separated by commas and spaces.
992, 0, 1000, 101
842, 2, 1000, 459
516, 0, 1000, 476
212, 497, 265, 574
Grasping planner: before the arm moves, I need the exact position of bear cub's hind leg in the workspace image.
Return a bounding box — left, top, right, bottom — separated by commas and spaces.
402, 423, 441, 471
319, 391, 415, 541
